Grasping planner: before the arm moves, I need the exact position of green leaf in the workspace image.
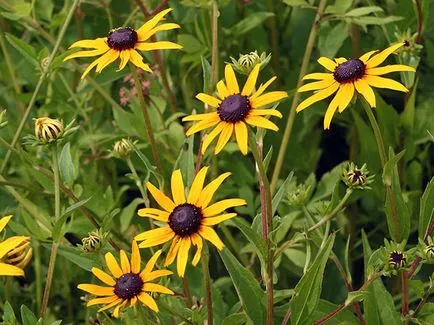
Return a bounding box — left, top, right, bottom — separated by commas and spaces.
4, 33, 38, 66
59, 143, 76, 184
282, 0, 315, 8
221, 313, 247, 325
20, 305, 38, 325
2, 301, 16, 323
120, 198, 143, 232
383, 148, 410, 242
272, 171, 293, 216
174, 136, 195, 188
318, 21, 349, 58
54, 246, 95, 271
290, 233, 335, 325
1, 1, 31, 20
348, 15, 403, 27
263, 146, 273, 174
419, 177, 434, 239
345, 291, 368, 306
201, 56, 212, 93
232, 217, 267, 266
226, 12, 274, 36
344, 6, 383, 17
219, 248, 266, 324
177, 34, 204, 53
310, 300, 359, 324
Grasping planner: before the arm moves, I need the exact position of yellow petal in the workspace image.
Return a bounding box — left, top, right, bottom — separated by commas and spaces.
250, 91, 288, 108
119, 250, 131, 273
241, 64, 260, 96
366, 42, 405, 68
138, 23, 181, 42
63, 48, 108, 61
143, 283, 174, 295
196, 93, 221, 107
296, 82, 340, 112
185, 114, 221, 136
364, 75, 409, 92
146, 182, 176, 212
136, 228, 174, 246
214, 123, 233, 154
249, 109, 282, 118
136, 8, 173, 39
164, 236, 181, 266
80, 57, 101, 80
359, 50, 378, 63
187, 166, 209, 204
112, 300, 128, 318
135, 41, 183, 51
354, 79, 376, 107
201, 122, 226, 154
196, 172, 231, 208
0, 236, 28, 259
138, 292, 159, 312
298, 78, 336, 93
183, 112, 217, 121
202, 213, 237, 226
244, 115, 279, 131
318, 57, 337, 72
0, 262, 24, 277
199, 226, 224, 250
129, 49, 152, 73
250, 76, 277, 99
234, 121, 248, 155
224, 64, 239, 94
77, 284, 114, 296
216, 80, 229, 99
366, 64, 416, 76
137, 208, 169, 221
142, 270, 173, 282
105, 252, 123, 278
191, 234, 203, 266
302, 73, 332, 81
118, 50, 131, 71
97, 298, 122, 312
95, 49, 119, 73
69, 38, 107, 49
91, 267, 116, 286
0, 215, 12, 232
171, 169, 186, 205
203, 198, 246, 217
131, 241, 141, 274
177, 237, 191, 277
337, 82, 354, 113
323, 88, 343, 130
130, 296, 138, 306
335, 57, 347, 64
87, 295, 118, 307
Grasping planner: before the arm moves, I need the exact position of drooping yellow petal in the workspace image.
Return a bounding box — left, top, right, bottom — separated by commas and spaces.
143, 249, 163, 274
199, 226, 224, 250
137, 208, 169, 222
137, 292, 159, 312
224, 64, 239, 94
187, 167, 209, 204
234, 121, 248, 155
91, 267, 116, 286
203, 198, 246, 217
136, 228, 174, 247
366, 64, 416, 76
241, 64, 260, 96
164, 236, 181, 266
87, 295, 118, 307
354, 79, 376, 107
142, 270, 173, 282
146, 182, 176, 212
97, 298, 122, 312
80, 57, 101, 80
105, 252, 123, 278
130, 296, 138, 306
78, 284, 114, 296
366, 42, 405, 68
118, 50, 131, 71
138, 23, 181, 42
112, 300, 128, 318
0, 236, 28, 259
196, 172, 231, 209
202, 213, 237, 226
298, 78, 336, 92
323, 87, 343, 130
337, 82, 354, 112
214, 123, 233, 154
185, 115, 221, 136
250, 76, 277, 99
191, 234, 203, 266
359, 50, 378, 63
69, 38, 108, 49
196, 93, 221, 107
250, 91, 288, 108
63, 48, 108, 61
171, 169, 186, 205
131, 240, 141, 274
129, 49, 152, 72
0, 263, 24, 276
0, 215, 12, 232
318, 57, 337, 72
136, 8, 173, 40
95, 49, 119, 73
249, 109, 283, 118
183, 112, 219, 122
176, 237, 191, 277
135, 41, 183, 51
302, 73, 333, 81
244, 115, 279, 131
216, 80, 229, 99
296, 82, 340, 112
119, 250, 131, 273
143, 283, 174, 295
364, 75, 409, 92
201, 122, 226, 154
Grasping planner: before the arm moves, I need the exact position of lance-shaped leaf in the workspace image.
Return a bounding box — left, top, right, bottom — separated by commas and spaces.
418, 177, 434, 240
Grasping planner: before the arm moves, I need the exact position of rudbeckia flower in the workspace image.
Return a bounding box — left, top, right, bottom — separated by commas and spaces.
296, 42, 416, 129
182, 64, 288, 155
78, 241, 173, 318
64, 8, 182, 80
0, 215, 32, 277
135, 167, 246, 277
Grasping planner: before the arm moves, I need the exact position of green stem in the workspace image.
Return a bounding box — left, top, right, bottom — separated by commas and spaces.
126, 157, 147, 200
34, 242, 42, 312
0, 32, 21, 95
361, 101, 386, 166
182, 277, 193, 308
270, 0, 328, 193
266, 0, 280, 77
202, 247, 213, 325
129, 63, 162, 172
249, 131, 274, 325
210, 1, 219, 89
401, 271, 409, 323
0, 0, 80, 175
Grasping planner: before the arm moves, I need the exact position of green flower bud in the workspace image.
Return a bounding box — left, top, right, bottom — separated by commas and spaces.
113, 138, 134, 158
81, 230, 105, 253
229, 51, 271, 75
342, 162, 374, 189
388, 250, 407, 269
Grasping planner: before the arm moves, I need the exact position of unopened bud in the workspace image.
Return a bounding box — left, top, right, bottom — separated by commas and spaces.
343, 162, 373, 189
34, 117, 64, 144
113, 138, 134, 158
229, 51, 271, 75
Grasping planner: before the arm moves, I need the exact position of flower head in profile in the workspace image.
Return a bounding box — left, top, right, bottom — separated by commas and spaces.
64, 8, 182, 80
0, 215, 32, 277
78, 241, 173, 318
183, 64, 288, 155
135, 167, 246, 277
296, 42, 416, 129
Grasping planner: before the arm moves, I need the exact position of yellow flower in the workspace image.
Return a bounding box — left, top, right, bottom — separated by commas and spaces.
135, 167, 246, 277
34, 117, 64, 143
0, 215, 32, 277
296, 42, 416, 129
64, 8, 182, 80
78, 241, 173, 318
183, 64, 288, 155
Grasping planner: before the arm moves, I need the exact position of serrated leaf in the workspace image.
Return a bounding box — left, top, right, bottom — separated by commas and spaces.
344, 6, 383, 17
5, 33, 38, 66
290, 234, 335, 325
59, 143, 75, 184
219, 248, 266, 324
20, 305, 38, 325
419, 178, 434, 239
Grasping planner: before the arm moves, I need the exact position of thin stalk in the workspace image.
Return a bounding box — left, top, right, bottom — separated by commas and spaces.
414, 283, 433, 317
401, 271, 409, 323
266, 0, 280, 78
202, 248, 213, 325
270, 0, 328, 193
0, 0, 80, 175
182, 277, 193, 308
308, 189, 353, 232
40, 146, 61, 317
34, 242, 42, 312
250, 131, 274, 325
210, 1, 219, 88
414, 0, 423, 44
0, 32, 21, 95
129, 63, 162, 171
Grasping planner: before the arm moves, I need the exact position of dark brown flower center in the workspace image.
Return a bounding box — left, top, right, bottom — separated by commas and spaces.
168, 203, 202, 237
388, 251, 406, 268
114, 273, 143, 299
333, 59, 365, 83
107, 28, 138, 51
348, 169, 365, 185
218, 94, 251, 123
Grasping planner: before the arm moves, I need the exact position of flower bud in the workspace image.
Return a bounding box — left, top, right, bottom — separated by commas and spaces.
229, 51, 271, 75
113, 138, 134, 158
0, 110, 7, 129
4, 237, 32, 270
342, 162, 374, 189
388, 250, 407, 269
34, 117, 64, 144
81, 230, 105, 253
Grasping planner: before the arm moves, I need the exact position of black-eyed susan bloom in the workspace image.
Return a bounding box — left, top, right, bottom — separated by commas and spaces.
296, 42, 416, 129
64, 8, 182, 80
0, 215, 32, 277
135, 167, 246, 277
182, 64, 288, 155
78, 241, 173, 318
